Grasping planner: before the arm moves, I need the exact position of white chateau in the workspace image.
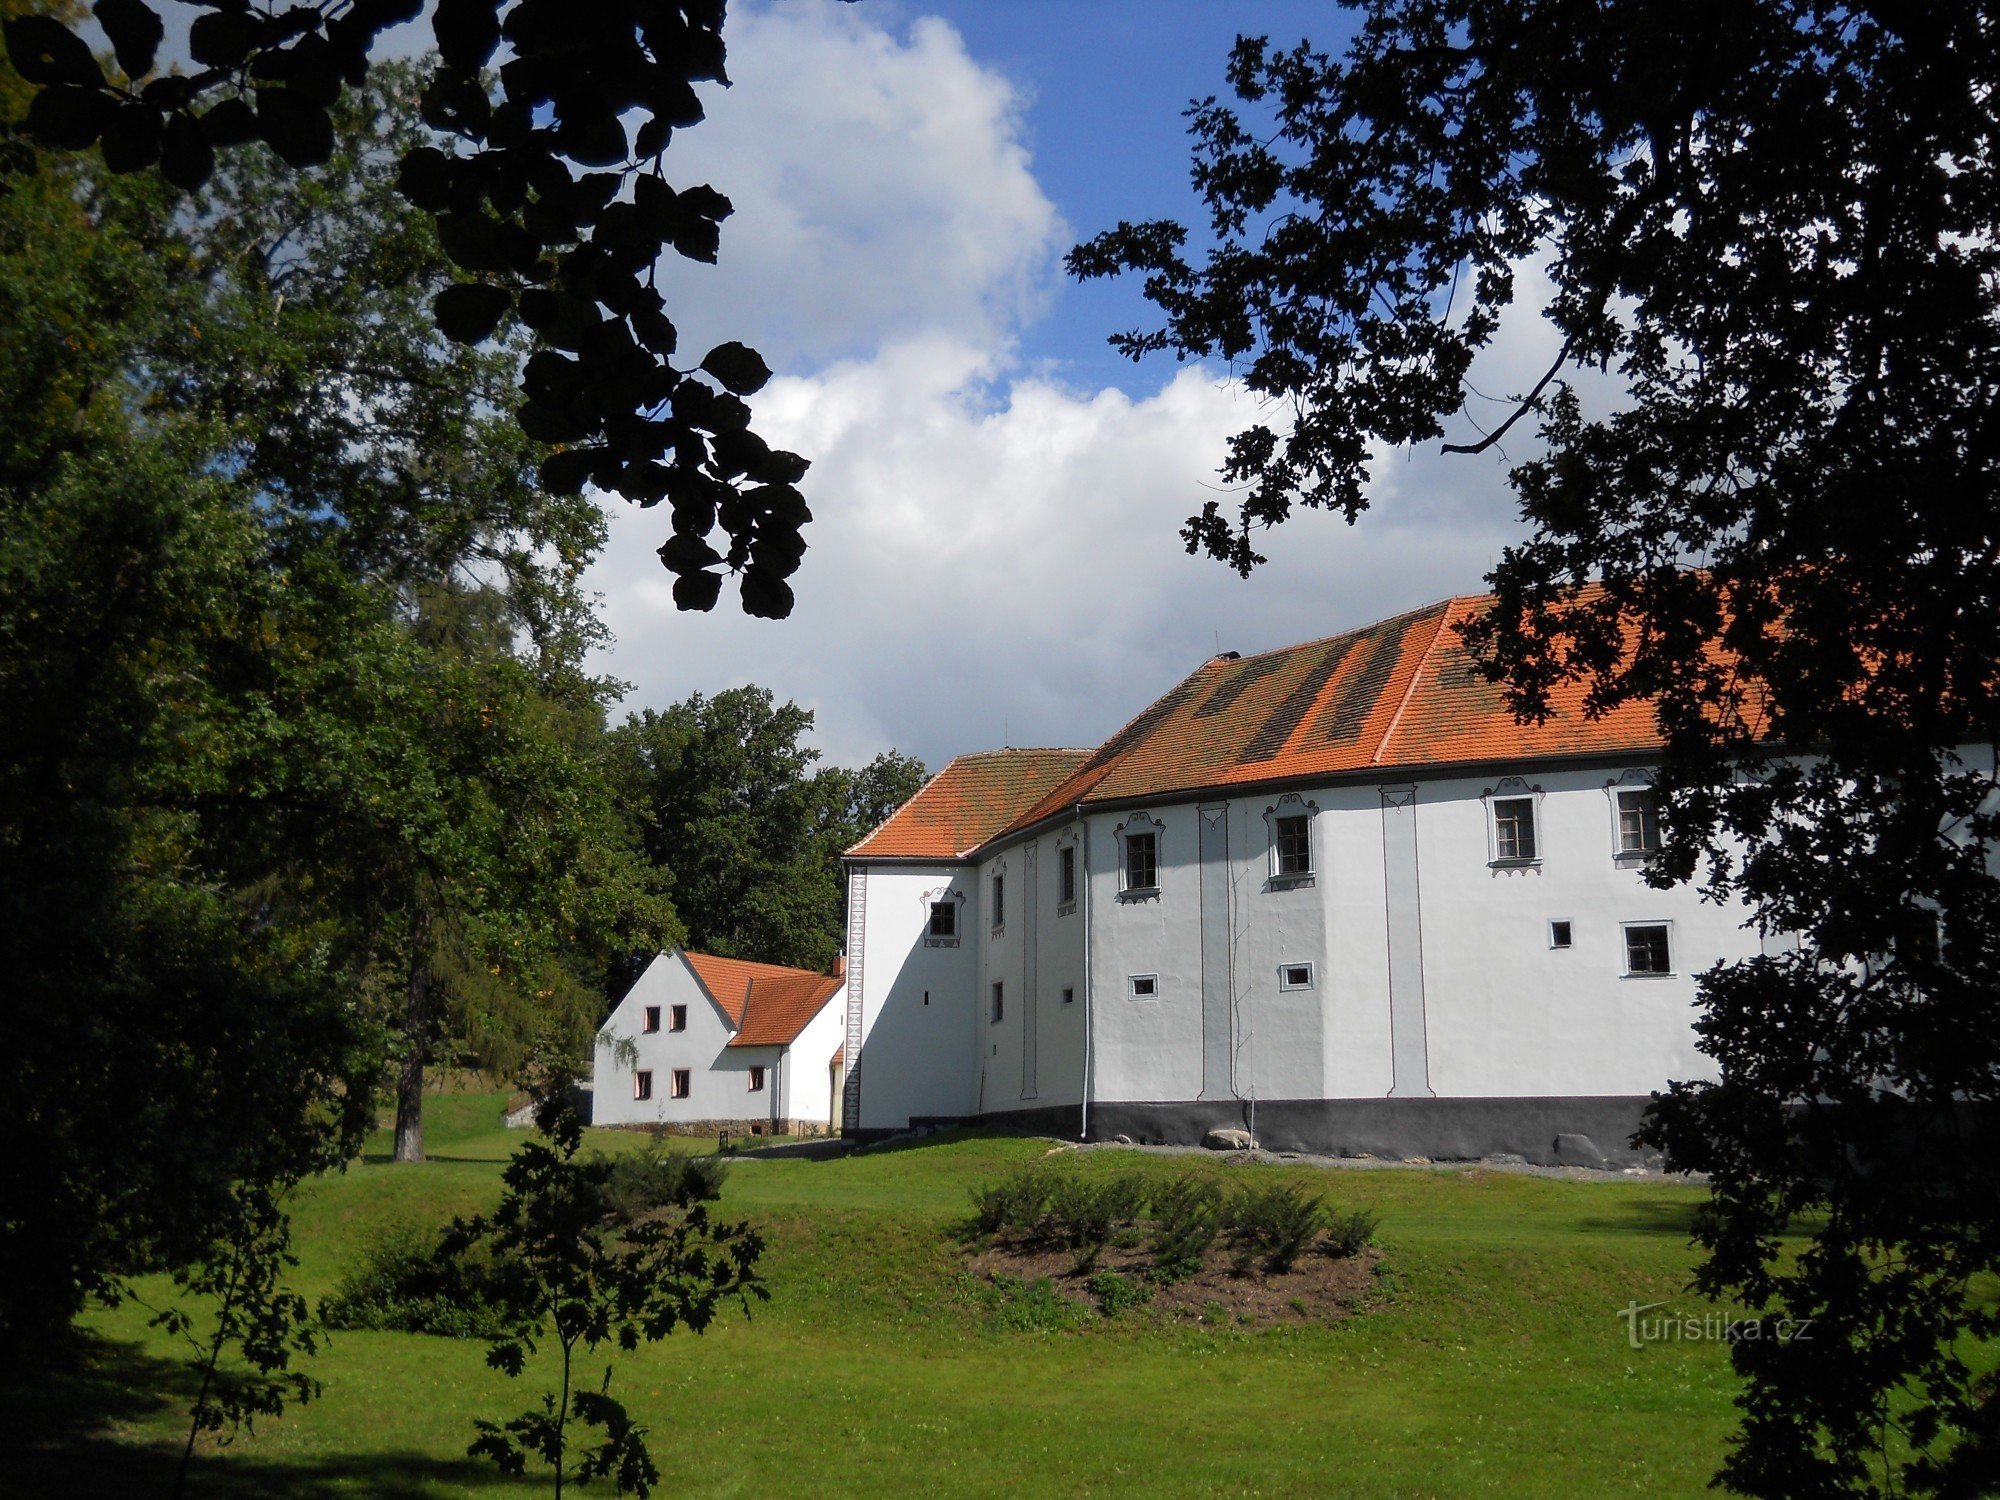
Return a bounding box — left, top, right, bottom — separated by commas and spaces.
834, 594, 1765, 1167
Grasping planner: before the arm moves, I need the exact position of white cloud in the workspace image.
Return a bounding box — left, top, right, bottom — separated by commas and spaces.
585, 2, 1543, 774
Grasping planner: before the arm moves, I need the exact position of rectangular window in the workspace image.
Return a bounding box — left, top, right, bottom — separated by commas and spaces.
669, 1004, 687, 1032
748, 1065, 765, 1092
1279, 963, 1314, 991
1274, 814, 1312, 875
670, 1068, 691, 1099
1617, 789, 1660, 854
1550, 920, 1574, 949
1624, 923, 1672, 975
633, 1070, 653, 1101
1125, 831, 1158, 890
929, 900, 957, 938
992, 873, 1005, 929
1129, 974, 1158, 999
1058, 845, 1077, 905
641, 1004, 661, 1034
1493, 797, 1538, 861
1062, 986, 1075, 1005
990, 981, 1004, 1023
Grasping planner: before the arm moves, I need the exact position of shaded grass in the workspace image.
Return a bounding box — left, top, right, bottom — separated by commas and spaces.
22, 1097, 1758, 1497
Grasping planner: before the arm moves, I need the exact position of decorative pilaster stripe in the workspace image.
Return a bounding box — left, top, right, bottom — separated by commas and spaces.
1197, 801, 1234, 1101
841, 867, 867, 1134
1380, 785, 1436, 1098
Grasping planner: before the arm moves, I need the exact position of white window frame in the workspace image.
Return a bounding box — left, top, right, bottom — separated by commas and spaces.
1621, 921, 1675, 977
1483, 777, 1544, 866
990, 980, 1004, 1024
670, 1068, 691, 1099
747, 1065, 765, 1092
1263, 793, 1319, 886
668, 1003, 687, 1033
1128, 973, 1159, 1000
1055, 839, 1078, 914
1606, 770, 1660, 862
1549, 919, 1574, 950
1062, 985, 1075, 1005
991, 869, 1005, 932
1114, 810, 1165, 897
1278, 961, 1315, 991
641, 1004, 661, 1034
922, 886, 965, 948
633, 1069, 653, 1101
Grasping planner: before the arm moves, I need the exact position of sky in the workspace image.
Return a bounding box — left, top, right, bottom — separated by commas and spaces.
581, 0, 1556, 774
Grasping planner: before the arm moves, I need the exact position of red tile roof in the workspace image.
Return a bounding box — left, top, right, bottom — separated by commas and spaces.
844, 747, 1092, 859
681, 951, 843, 1049
848, 593, 1672, 862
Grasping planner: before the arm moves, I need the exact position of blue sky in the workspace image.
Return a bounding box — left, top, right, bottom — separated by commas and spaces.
584, 1, 1548, 775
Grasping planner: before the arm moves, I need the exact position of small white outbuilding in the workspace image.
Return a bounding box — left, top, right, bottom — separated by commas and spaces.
593, 948, 846, 1136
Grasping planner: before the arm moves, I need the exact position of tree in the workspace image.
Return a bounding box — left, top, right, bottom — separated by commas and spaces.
3, 0, 815, 618
449, 1077, 766, 1497
1072, 6, 2000, 1492
607, 688, 924, 975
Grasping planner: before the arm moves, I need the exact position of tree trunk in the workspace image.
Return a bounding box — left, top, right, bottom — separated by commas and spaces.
392, 917, 432, 1163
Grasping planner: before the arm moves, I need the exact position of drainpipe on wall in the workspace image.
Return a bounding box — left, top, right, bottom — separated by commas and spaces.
1076, 804, 1093, 1144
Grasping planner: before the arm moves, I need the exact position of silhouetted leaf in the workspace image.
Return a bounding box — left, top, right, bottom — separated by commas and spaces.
670, 570, 722, 611
432, 0, 503, 70
6, 16, 99, 86
699, 342, 771, 397
433, 282, 512, 344
539, 447, 601, 495
24, 84, 113, 150
94, 0, 164, 80
395, 145, 455, 211
555, 113, 628, 168
255, 88, 334, 168
199, 96, 259, 147
158, 112, 215, 191
188, 9, 261, 69
738, 568, 794, 619
99, 102, 163, 173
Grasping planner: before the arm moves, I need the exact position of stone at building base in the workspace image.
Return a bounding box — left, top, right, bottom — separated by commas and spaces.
1203, 1126, 1256, 1151
947, 1095, 1660, 1169
1552, 1133, 1608, 1169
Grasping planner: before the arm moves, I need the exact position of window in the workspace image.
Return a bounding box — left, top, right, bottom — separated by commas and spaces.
1493, 797, 1538, 861
1550, 920, 1574, 949
1062, 986, 1075, 1005
929, 900, 957, 939
1058, 845, 1077, 906
1624, 923, 1672, 975
1129, 974, 1158, 999
641, 1004, 661, 1034
1125, 831, 1158, 890
748, 1065, 765, 1092
992, 872, 1005, 930
1274, 815, 1312, 876
670, 1068, 691, 1098
990, 981, 1004, 1023
1616, 789, 1660, 855
669, 1004, 687, 1032
1279, 963, 1314, 991
633, 1070, 653, 1101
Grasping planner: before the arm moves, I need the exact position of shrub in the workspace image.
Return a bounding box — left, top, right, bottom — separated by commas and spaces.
968, 1165, 1053, 1237
1322, 1207, 1380, 1260
1044, 1171, 1147, 1265
1225, 1180, 1328, 1274
1147, 1174, 1224, 1283
986, 1273, 1091, 1334
596, 1141, 729, 1223
321, 1222, 513, 1340
1086, 1269, 1154, 1317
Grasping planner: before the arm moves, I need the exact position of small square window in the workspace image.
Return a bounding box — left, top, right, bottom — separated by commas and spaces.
992, 873, 1005, 930
1624, 923, 1672, 975
1129, 974, 1158, 999
1274, 814, 1312, 876
1125, 831, 1157, 890
1493, 797, 1538, 861
929, 900, 957, 938
641, 1004, 661, 1034
1279, 963, 1314, 991
991, 981, 1004, 1023
670, 1068, 691, 1099
1058, 845, 1077, 905
1617, 789, 1660, 855
1062, 986, 1075, 1006
748, 1065, 765, 1092
633, 1070, 653, 1101
1550, 920, 1573, 949
669, 1004, 687, 1033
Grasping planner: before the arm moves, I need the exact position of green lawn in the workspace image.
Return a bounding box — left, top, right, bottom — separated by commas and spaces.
15, 1093, 1749, 1497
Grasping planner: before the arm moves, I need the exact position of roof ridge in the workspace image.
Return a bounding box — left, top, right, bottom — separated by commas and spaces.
1216, 594, 1474, 672
1372, 600, 1459, 765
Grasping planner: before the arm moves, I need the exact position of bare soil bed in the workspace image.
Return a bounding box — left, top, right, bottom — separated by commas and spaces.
967, 1236, 1385, 1324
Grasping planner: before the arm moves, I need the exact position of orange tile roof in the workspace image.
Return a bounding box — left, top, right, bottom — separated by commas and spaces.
681, 951, 843, 1048
844, 747, 1092, 859
848, 593, 1676, 862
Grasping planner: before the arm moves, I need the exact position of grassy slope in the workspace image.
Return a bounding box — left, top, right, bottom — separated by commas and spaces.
20, 1093, 1745, 1497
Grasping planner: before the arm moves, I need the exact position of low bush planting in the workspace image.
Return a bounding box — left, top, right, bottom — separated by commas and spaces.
968, 1164, 1053, 1236
595, 1140, 729, 1223
320, 1222, 514, 1340
1225, 1180, 1328, 1274
1147, 1175, 1224, 1283
1044, 1171, 1147, 1265
1086, 1269, 1154, 1317
1322, 1207, 1380, 1260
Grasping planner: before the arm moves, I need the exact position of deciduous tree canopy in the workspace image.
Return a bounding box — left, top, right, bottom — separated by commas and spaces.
1073, 5, 2000, 1492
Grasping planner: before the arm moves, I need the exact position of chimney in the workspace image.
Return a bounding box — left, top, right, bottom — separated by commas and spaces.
833, 952, 847, 978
